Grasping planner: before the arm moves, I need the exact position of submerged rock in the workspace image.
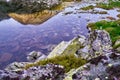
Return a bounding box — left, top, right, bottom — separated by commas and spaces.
27, 51, 47, 62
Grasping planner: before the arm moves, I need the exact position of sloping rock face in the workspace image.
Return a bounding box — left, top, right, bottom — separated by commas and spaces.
47, 37, 80, 58
0, 64, 65, 80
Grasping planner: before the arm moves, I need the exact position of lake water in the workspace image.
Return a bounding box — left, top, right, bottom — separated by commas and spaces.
0, 2, 119, 69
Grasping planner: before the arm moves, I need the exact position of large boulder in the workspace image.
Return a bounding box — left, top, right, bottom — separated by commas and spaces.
76, 30, 112, 60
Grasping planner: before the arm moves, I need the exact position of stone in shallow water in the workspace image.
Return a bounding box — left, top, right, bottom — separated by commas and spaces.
27, 51, 47, 62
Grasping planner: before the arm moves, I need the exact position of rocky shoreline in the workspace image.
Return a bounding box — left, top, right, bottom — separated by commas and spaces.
0, 0, 120, 80
0, 29, 120, 80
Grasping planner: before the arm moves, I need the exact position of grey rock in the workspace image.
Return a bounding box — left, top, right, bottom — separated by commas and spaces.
72, 53, 120, 80
77, 30, 112, 60
27, 51, 47, 62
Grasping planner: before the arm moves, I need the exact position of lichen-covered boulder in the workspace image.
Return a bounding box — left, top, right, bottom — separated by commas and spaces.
47, 37, 81, 58
76, 30, 112, 60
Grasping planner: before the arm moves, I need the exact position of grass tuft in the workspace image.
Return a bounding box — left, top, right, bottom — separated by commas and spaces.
25, 54, 86, 72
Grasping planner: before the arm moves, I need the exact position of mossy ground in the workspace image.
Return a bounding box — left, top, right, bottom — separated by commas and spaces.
96, 0, 120, 10
25, 54, 86, 72
81, 5, 94, 10
87, 20, 120, 42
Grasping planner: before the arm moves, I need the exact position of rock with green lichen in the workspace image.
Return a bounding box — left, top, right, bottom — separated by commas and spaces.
47, 37, 81, 58
76, 30, 112, 60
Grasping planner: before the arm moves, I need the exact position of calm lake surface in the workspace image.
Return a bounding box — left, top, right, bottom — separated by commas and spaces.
0, 2, 119, 69
0, 6, 89, 69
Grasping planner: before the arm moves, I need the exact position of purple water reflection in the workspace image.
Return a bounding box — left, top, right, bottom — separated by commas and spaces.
0, 12, 88, 69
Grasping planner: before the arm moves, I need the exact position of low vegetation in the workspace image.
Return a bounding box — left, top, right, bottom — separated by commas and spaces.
87, 20, 120, 42
25, 54, 86, 72
96, 0, 120, 10
81, 5, 94, 10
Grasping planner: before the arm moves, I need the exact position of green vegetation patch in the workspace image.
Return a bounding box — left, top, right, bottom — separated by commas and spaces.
25, 54, 86, 72
96, 1, 120, 10
81, 5, 94, 10
87, 20, 120, 42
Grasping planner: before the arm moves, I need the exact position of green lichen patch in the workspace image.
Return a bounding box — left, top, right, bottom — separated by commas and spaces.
81, 5, 94, 10
96, 1, 120, 10
87, 20, 120, 42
